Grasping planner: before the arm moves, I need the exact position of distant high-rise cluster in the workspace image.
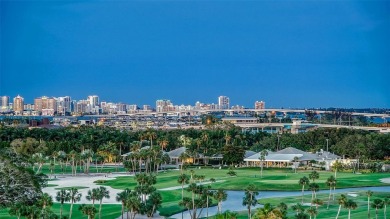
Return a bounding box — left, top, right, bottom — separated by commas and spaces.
0, 94, 266, 115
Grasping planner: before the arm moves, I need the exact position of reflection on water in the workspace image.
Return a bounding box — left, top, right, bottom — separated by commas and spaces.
169, 186, 390, 219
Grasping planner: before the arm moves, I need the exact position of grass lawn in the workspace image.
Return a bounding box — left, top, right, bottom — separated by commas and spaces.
257, 191, 390, 219
96, 167, 390, 217
97, 167, 390, 191
0, 203, 122, 219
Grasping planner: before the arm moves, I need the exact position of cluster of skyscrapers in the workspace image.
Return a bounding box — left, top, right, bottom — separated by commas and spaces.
0, 95, 265, 116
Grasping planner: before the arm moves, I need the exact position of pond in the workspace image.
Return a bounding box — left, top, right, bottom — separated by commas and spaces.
169, 186, 390, 219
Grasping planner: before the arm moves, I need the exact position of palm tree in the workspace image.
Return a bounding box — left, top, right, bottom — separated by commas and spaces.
78, 204, 97, 219
259, 149, 268, 178
254, 203, 283, 219
344, 199, 358, 219
86, 188, 100, 206
116, 188, 131, 219
332, 160, 343, 179
214, 188, 228, 214
68, 187, 82, 219
242, 184, 259, 219
38, 193, 53, 210
299, 176, 310, 204
125, 192, 141, 219
326, 176, 336, 209
312, 198, 323, 218
367, 190, 374, 219
306, 207, 317, 219
293, 156, 300, 173
97, 186, 110, 219
371, 199, 384, 219
383, 197, 389, 219
277, 202, 288, 218
56, 189, 70, 219
309, 171, 319, 182
335, 194, 347, 219
177, 173, 189, 205
291, 203, 304, 216
309, 183, 319, 203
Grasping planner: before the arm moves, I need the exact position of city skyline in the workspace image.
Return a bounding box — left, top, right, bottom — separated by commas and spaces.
1, 1, 389, 108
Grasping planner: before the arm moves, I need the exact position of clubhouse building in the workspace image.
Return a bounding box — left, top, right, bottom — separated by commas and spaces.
244, 147, 341, 170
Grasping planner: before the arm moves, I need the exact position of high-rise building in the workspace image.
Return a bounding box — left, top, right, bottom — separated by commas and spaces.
218, 96, 230, 109
13, 95, 24, 113
255, 101, 265, 109
156, 99, 174, 112
34, 96, 57, 115
143, 105, 152, 111
0, 96, 10, 111
88, 95, 99, 108
57, 96, 72, 115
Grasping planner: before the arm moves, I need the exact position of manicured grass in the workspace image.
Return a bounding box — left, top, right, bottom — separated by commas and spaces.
0, 203, 122, 219
98, 167, 390, 217
99, 167, 390, 191
257, 191, 390, 219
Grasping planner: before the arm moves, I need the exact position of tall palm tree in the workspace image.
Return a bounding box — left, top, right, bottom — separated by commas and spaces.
259, 149, 268, 178
68, 187, 82, 219
39, 193, 53, 210
299, 176, 310, 204
78, 204, 97, 219
336, 194, 347, 219
306, 207, 317, 219
214, 188, 228, 214
383, 198, 389, 219
97, 186, 110, 219
332, 160, 343, 179
309, 183, 319, 203
177, 173, 189, 200
86, 188, 100, 206
293, 156, 300, 173
56, 189, 70, 219
242, 184, 258, 219
204, 185, 213, 218
326, 176, 336, 209
367, 190, 374, 219
125, 192, 141, 219
309, 171, 319, 182
116, 189, 131, 219
344, 199, 358, 219
291, 203, 304, 216
312, 198, 323, 218
371, 199, 384, 219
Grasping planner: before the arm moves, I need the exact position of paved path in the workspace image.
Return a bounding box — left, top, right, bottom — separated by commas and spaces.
159, 180, 226, 191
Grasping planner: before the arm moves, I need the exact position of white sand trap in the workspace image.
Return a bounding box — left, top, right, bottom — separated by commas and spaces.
43, 173, 130, 204
380, 178, 390, 184
347, 193, 358, 197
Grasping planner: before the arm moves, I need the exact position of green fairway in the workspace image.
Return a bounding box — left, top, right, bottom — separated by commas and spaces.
97, 167, 390, 191
257, 191, 390, 219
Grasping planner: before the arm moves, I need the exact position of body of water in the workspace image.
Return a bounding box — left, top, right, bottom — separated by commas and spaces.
169, 186, 390, 219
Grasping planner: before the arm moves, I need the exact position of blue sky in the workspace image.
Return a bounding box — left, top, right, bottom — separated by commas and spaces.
1, 1, 389, 108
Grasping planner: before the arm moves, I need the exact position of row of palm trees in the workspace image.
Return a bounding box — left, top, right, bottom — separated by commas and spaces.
55, 186, 109, 219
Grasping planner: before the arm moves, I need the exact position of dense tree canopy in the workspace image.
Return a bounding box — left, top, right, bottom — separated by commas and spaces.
0, 125, 389, 163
